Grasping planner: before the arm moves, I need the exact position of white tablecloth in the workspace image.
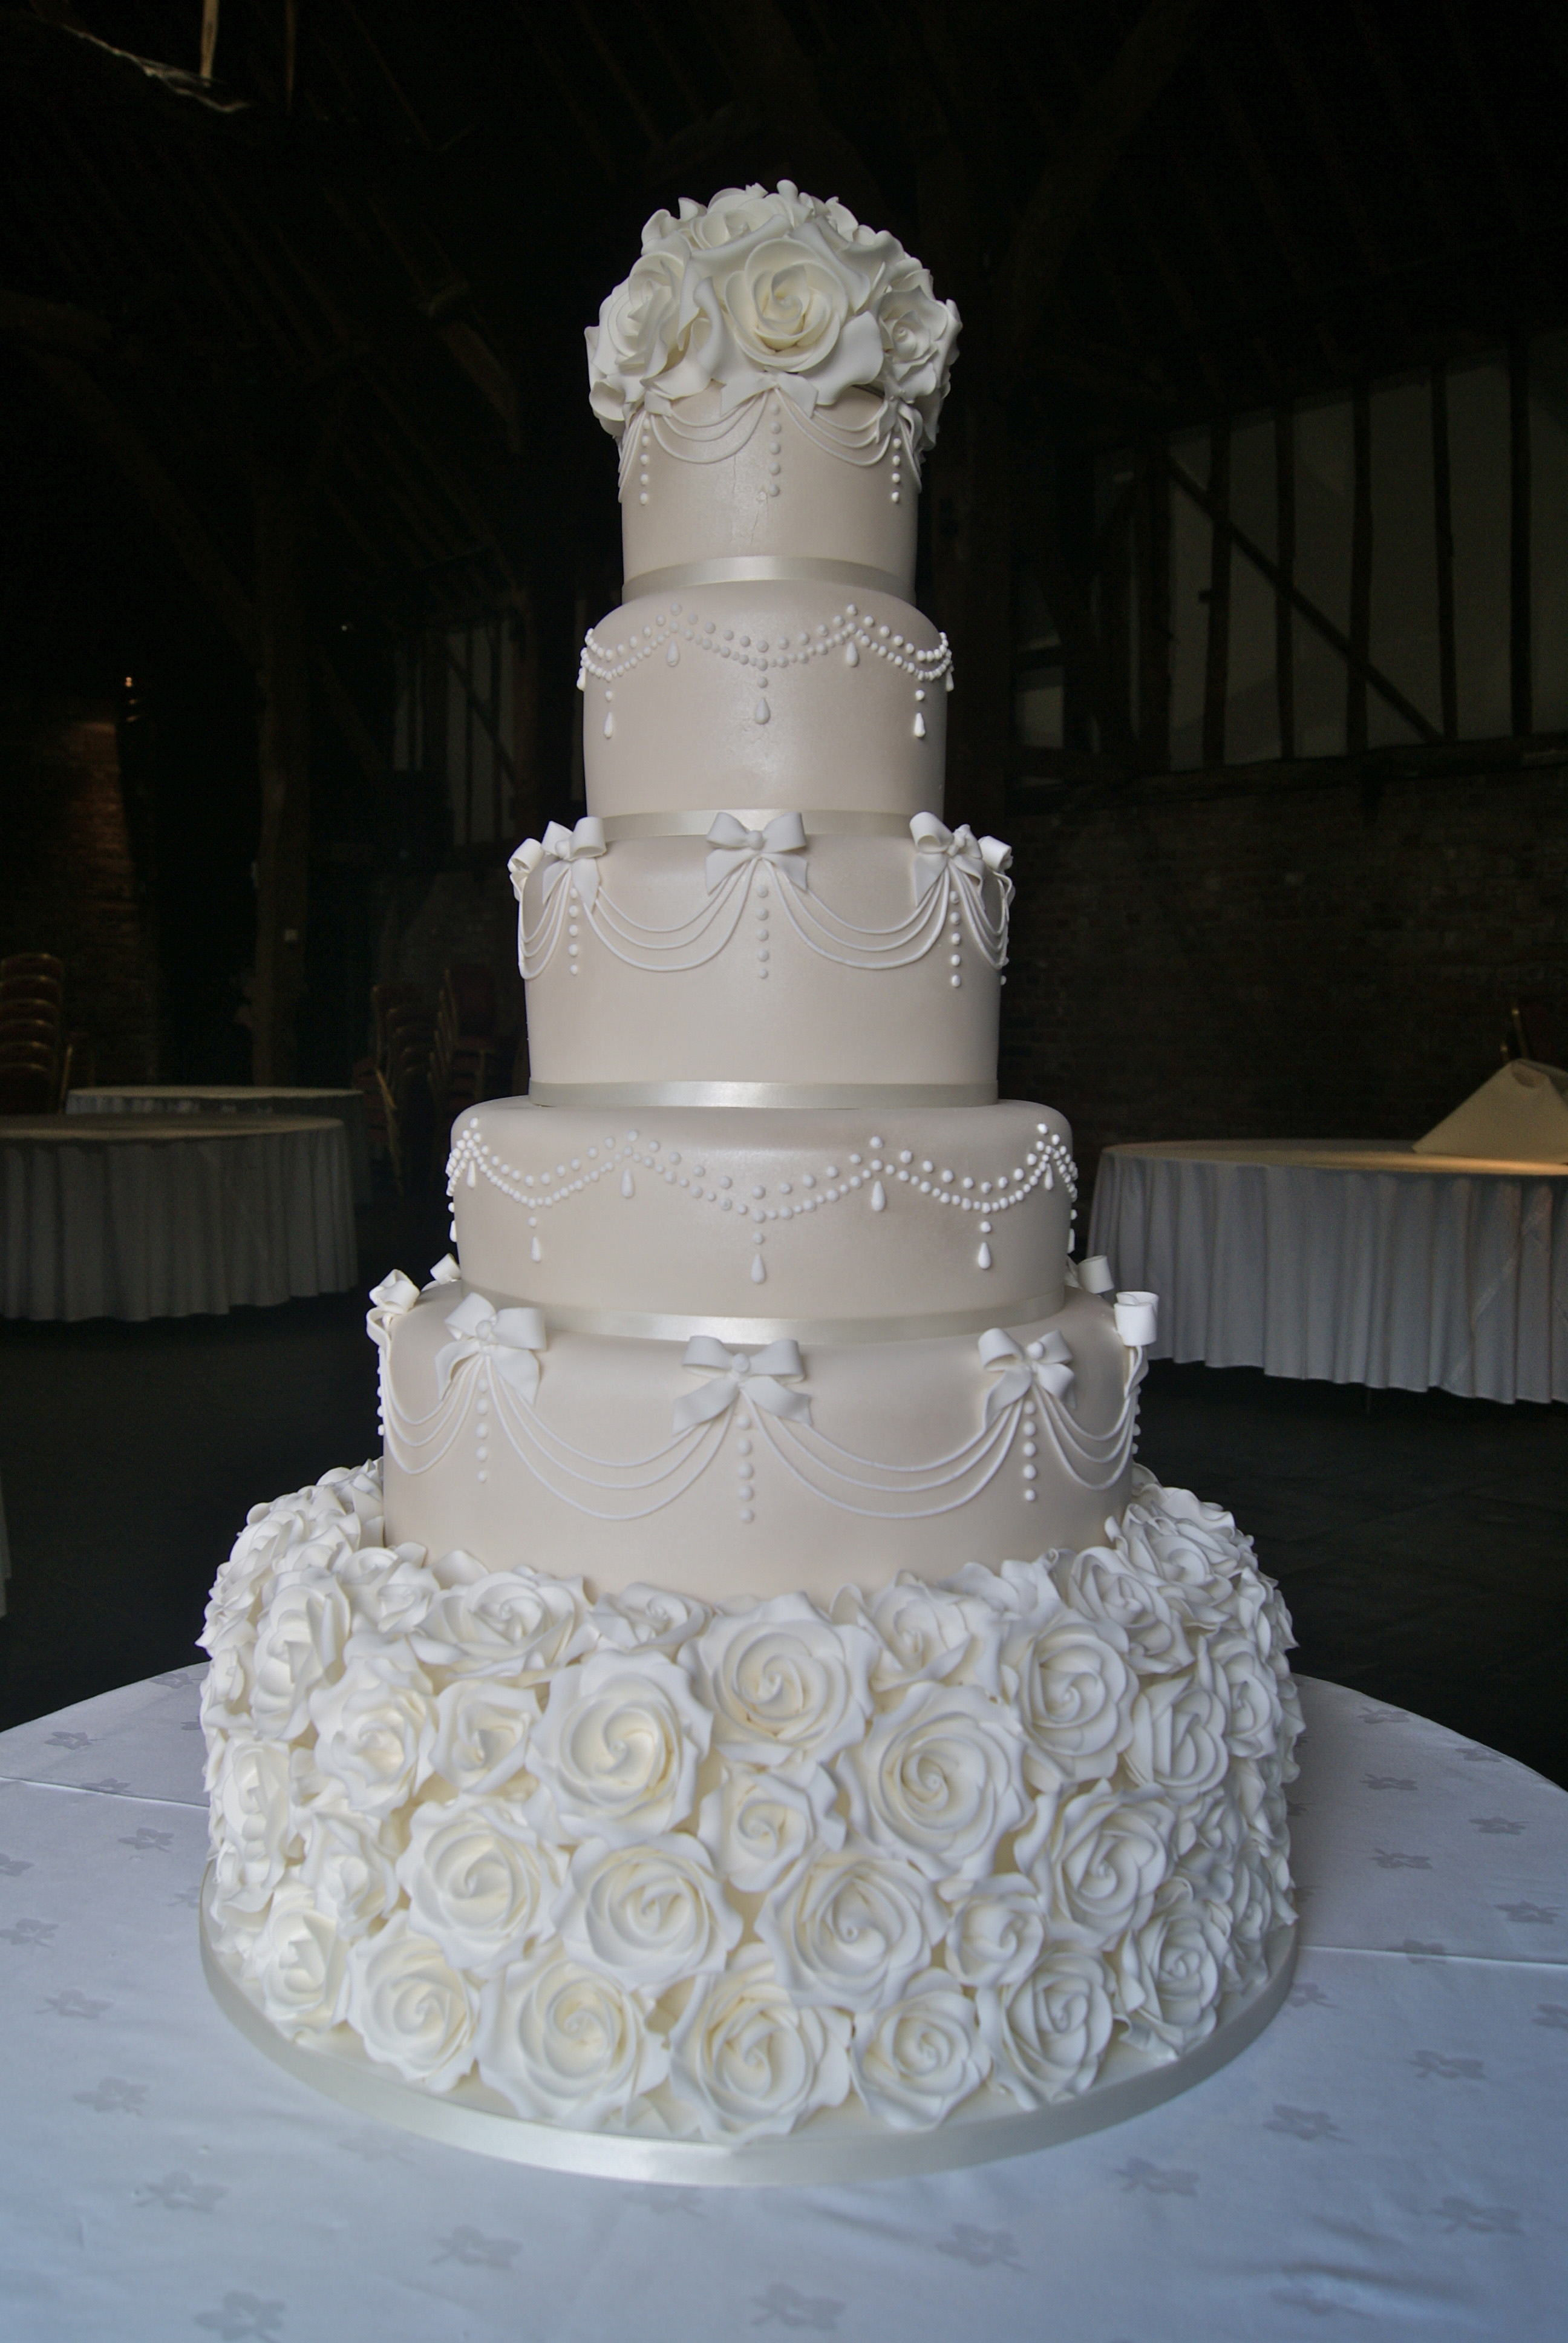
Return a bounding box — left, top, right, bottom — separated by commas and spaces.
68, 1089, 374, 1208
1089, 1141, 1568, 1403
1, 1672, 1561, 2339
0, 1116, 356, 1322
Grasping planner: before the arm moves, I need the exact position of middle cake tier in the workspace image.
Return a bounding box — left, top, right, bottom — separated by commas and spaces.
516, 820, 1008, 1099
447, 1101, 1074, 1333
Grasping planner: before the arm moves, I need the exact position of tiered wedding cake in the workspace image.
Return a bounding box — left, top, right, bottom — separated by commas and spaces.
201, 187, 1301, 2178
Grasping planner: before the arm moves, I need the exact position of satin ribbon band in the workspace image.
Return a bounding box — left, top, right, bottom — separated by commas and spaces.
528, 1081, 999, 1109
476, 1291, 1065, 1347
621, 555, 911, 603
596, 810, 922, 841
202, 1885, 1296, 2187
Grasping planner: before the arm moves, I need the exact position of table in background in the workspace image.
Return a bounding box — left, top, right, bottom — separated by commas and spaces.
0, 1672, 1560, 2340
68, 1086, 374, 1208
1089, 1139, 1568, 1404
0, 1114, 356, 1322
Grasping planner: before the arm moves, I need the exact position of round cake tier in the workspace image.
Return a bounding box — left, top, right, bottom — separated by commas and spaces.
517, 827, 1004, 1097
447, 1103, 1073, 1331
581, 584, 947, 817
619, 386, 916, 597
377, 1286, 1128, 1603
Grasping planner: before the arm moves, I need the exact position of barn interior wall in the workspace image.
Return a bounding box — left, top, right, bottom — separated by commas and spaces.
999, 763, 1568, 1205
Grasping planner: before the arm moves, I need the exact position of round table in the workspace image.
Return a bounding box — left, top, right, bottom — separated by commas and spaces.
1088, 1140, 1568, 1403
67, 1087, 374, 1209
0, 1114, 356, 1322
0, 1673, 1560, 2338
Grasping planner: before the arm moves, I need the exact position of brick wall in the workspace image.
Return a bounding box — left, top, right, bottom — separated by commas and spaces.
998, 758, 1568, 1205
0, 697, 158, 1081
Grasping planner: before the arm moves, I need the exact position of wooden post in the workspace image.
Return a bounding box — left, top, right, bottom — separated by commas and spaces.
1273, 406, 1296, 758
1135, 433, 1171, 770
1347, 379, 1372, 754
252, 463, 311, 1084
1201, 416, 1231, 768
1509, 333, 1533, 738
1431, 362, 1458, 741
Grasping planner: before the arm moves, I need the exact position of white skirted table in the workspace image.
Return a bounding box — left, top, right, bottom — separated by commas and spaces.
67, 1087, 374, 1209
0, 1114, 356, 1322
0, 1671, 1560, 2339
1088, 1141, 1568, 1404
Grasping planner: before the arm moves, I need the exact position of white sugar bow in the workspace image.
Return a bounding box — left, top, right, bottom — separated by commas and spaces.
434, 1293, 548, 1404
509, 819, 608, 909
673, 1337, 812, 1433
910, 813, 1012, 901
704, 811, 809, 895
978, 1326, 1075, 1424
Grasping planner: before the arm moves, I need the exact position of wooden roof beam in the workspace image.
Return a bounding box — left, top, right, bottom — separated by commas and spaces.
684, 0, 889, 228
1258, 0, 1386, 278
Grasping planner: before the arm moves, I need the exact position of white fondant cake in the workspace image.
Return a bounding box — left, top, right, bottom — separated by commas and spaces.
202, 185, 1301, 2173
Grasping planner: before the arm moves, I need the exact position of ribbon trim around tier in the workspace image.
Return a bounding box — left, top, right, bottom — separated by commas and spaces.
528, 1081, 999, 1109
621, 555, 910, 603
596, 810, 921, 841
475, 1291, 1067, 1347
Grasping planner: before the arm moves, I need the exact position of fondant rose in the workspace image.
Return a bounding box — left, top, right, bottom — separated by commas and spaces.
1015, 1780, 1173, 1951
1123, 1659, 1230, 1801
1208, 1630, 1285, 1761
417, 1679, 540, 1797
1217, 1838, 1278, 1996
1053, 1546, 1194, 1677
243, 1879, 348, 2038
757, 1849, 941, 2012
586, 249, 687, 429
592, 1581, 711, 1658
209, 1737, 292, 1912
1005, 1614, 1137, 1789
344, 1912, 479, 2091
1113, 1875, 1229, 2057
200, 1640, 253, 1742
308, 1647, 431, 1819
414, 1570, 590, 1685
248, 1571, 350, 1742
695, 1760, 844, 1895
667, 1943, 851, 2142
552, 1833, 740, 1994
979, 1948, 1115, 2106
846, 1573, 1002, 1697
477, 1946, 667, 2127
849, 1971, 991, 2130
336, 1550, 442, 1639
529, 1650, 708, 1845
397, 1797, 560, 1976
939, 1875, 1046, 1990
836, 1680, 1027, 1883
685, 1595, 875, 1769
298, 1805, 402, 1941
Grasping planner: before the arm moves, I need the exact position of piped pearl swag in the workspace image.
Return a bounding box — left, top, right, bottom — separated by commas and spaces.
673, 1338, 812, 1432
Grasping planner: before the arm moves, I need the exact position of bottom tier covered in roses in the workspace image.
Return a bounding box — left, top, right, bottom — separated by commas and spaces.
200, 1458, 1302, 2155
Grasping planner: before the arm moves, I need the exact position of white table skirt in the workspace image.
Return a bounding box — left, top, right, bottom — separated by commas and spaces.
68, 1088, 374, 1208
0, 1671, 1561, 2339
1088, 1141, 1568, 1404
0, 1115, 356, 1322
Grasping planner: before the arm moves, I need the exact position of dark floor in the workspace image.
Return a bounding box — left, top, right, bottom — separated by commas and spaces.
1, 1221, 1563, 1785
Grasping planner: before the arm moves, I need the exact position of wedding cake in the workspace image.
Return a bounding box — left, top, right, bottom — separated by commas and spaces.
200, 186, 1302, 2178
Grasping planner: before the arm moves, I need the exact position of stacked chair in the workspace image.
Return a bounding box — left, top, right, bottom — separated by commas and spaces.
0, 953, 69, 1115
368, 981, 435, 1194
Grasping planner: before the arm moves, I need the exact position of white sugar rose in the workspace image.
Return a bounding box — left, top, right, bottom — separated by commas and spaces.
1053, 1546, 1194, 1677
1217, 1838, 1278, 1996
209, 1737, 293, 1912
552, 1834, 740, 1994
696, 1760, 844, 1895
1124, 1658, 1230, 1800
586, 248, 687, 428
668, 1943, 851, 2143
686, 1595, 875, 1769
592, 1582, 711, 1658
643, 183, 808, 254
397, 1797, 561, 1976
844, 1573, 1002, 1697
477, 1946, 667, 2126
1208, 1629, 1285, 1761
1114, 1875, 1229, 2057
757, 1849, 941, 2013
1015, 1780, 1174, 1951
530, 1650, 708, 1845
1005, 1614, 1137, 1789
940, 1875, 1046, 1989
249, 1571, 350, 1742
336, 1550, 442, 1638
979, 1948, 1115, 2106
344, 1913, 479, 2091
200, 1641, 253, 1742
947, 1556, 1062, 1623
308, 1647, 431, 1819
243, 1879, 348, 2038
414, 1570, 590, 1685
417, 1679, 539, 1796
849, 1971, 991, 2130
837, 1680, 1027, 1883
297, 1806, 402, 1941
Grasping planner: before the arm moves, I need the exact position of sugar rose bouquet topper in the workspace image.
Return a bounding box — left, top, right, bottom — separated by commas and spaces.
586, 182, 962, 459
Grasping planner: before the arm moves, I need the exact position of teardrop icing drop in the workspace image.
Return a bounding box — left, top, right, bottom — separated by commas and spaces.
620, 1168, 635, 1198
665, 641, 679, 666
945, 670, 954, 691
870, 1180, 887, 1213
751, 1253, 766, 1283
977, 1242, 993, 1270
602, 710, 614, 737
844, 641, 859, 667
754, 699, 771, 725
913, 711, 927, 739
531, 1236, 543, 1262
